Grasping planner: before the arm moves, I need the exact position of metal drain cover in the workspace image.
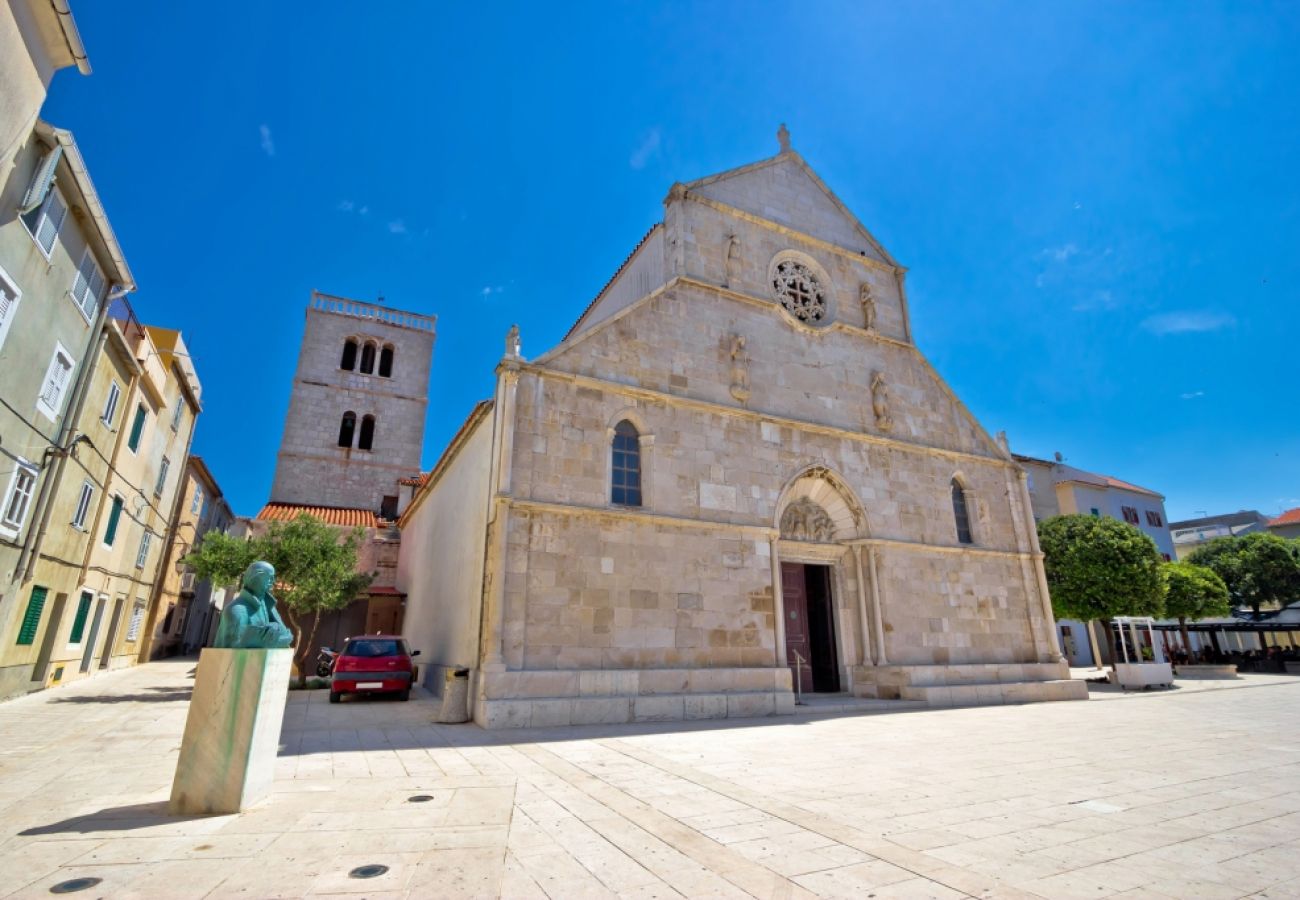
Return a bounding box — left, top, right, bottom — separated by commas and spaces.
50, 877, 103, 894
408, 794, 435, 803
348, 864, 389, 879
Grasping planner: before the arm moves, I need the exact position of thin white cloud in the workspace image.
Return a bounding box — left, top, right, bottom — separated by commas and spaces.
480, 285, 505, 298
1179, 391, 1205, 400
259, 124, 275, 157
359, 205, 369, 216
337, 200, 355, 212
387, 220, 407, 234
1071, 289, 1119, 312
1043, 243, 1078, 262
1142, 311, 1236, 336
629, 128, 662, 170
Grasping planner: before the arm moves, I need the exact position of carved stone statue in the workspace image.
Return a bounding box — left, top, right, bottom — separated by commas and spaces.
777, 123, 791, 153
728, 334, 751, 402
213, 561, 294, 650
723, 234, 741, 288
505, 323, 521, 359
780, 499, 835, 542
860, 282, 877, 333
870, 370, 892, 431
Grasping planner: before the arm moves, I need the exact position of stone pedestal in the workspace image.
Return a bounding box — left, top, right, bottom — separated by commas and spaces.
169, 648, 292, 815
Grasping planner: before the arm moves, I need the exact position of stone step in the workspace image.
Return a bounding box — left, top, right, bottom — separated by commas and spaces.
791, 695, 928, 716
899, 679, 1088, 708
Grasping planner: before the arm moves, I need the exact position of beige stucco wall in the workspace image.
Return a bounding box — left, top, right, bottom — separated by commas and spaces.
397, 414, 493, 691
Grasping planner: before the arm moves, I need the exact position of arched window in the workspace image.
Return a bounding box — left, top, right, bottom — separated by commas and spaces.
611, 420, 642, 507
358, 414, 375, 451
951, 478, 973, 544
338, 411, 356, 448
340, 339, 358, 371
359, 341, 376, 374
378, 344, 394, 378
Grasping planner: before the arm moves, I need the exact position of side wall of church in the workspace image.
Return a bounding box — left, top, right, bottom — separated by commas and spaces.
397, 415, 493, 691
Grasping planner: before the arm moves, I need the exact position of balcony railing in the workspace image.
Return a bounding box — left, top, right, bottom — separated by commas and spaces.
310, 291, 436, 333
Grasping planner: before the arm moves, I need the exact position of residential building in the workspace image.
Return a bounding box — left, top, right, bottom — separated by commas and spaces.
1170, 509, 1273, 560
1268, 508, 1300, 541
0, 121, 138, 698
1, 302, 201, 698
1016, 453, 1174, 667
398, 130, 1084, 729
144, 455, 233, 659
0, 0, 90, 195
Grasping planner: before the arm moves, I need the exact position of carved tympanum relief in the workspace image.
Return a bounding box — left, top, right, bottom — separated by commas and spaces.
770, 258, 827, 324
728, 333, 751, 402
871, 370, 892, 431
780, 499, 836, 542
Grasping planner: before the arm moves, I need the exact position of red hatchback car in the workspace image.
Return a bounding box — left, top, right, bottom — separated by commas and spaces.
329, 635, 420, 703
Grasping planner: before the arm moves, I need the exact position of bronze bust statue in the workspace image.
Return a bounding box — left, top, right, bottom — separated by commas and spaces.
213, 561, 294, 649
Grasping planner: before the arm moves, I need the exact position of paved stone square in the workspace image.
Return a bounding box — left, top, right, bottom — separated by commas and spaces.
1, 660, 1298, 899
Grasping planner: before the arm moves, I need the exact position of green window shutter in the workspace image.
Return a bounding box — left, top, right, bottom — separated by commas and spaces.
69, 592, 93, 643
127, 405, 146, 452
104, 496, 124, 546
17, 587, 48, 645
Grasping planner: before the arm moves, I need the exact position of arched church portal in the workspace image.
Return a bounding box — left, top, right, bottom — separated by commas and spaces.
774, 468, 867, 695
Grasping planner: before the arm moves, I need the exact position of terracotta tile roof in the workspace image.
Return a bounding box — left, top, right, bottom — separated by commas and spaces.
366, 585, 405, 596
1271, 507, 1300, 527
563, 223, 662, 340
397, 473, 429, 487
1101, 475, 1162, 498
256, 502, 380, 528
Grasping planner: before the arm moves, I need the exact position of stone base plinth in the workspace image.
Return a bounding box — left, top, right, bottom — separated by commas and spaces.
473, 666, 795, 729
169, 648, 292, 815
851, 661, 1088, 707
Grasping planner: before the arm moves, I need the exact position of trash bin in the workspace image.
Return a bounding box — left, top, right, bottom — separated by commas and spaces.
436, 668, 470, 724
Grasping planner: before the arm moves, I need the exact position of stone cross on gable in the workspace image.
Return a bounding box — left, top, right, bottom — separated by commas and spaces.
777, 123, 791, 153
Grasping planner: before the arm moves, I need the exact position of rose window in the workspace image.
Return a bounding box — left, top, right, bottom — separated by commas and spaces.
771, 260, 827, 323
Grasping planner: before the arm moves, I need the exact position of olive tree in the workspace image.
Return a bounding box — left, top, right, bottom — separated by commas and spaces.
1037, 514, 1165, 672
1161, 561, 1231, 656
183, 514, 373, 683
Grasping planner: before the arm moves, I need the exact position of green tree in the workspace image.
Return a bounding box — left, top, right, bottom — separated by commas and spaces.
1161, 561, 1231, 656
183, 514, 373, 683
1037, 514, 1165, 672
1187, 532, 1300, 615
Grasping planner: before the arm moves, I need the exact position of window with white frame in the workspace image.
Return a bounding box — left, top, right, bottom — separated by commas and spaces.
70, 249, 106, 321
36, 343, 75, 421
191, 484, 204, 515
155, 457, 170, 497
72, 480, 94, 529
0, 263, 21, 352
135, 531, 152, 569
170, 399, 184, 432
20, 186, 67, 258
2, 460, 39, 535
102, 381, 121, 426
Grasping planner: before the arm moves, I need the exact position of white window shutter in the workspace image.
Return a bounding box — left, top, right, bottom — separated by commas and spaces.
36, 192, 67, 253
20, 145, 62, 213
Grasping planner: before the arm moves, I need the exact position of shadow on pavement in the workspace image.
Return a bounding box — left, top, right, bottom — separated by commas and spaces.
52, 685, 192, 704
19, 802, 210, 836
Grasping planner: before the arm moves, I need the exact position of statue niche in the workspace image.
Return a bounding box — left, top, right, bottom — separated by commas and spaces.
780, 499, 836, 542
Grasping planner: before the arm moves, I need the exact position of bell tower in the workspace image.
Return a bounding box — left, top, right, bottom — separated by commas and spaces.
269, 291, 436, 514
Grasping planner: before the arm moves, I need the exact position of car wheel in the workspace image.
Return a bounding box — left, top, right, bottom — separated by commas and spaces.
329, 691, 341, 704
398, 689, 410, 701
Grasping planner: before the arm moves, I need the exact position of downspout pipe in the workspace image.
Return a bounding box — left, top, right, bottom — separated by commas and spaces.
16, 288, 119, 583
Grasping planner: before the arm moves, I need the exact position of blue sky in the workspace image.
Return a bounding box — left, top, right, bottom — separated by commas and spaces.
42, 2, 1299, 521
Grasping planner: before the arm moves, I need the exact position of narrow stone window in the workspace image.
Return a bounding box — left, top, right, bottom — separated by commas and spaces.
378, 344, 394, 378
358, 414, 375, 451
340, 339, 358, 370
611, 420, 642, 507
359, 341, 377, 374
338, 411, 356, 448
952, 479, 973, 544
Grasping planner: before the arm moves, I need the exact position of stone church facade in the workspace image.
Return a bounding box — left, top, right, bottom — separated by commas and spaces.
399, 131, 1085, 728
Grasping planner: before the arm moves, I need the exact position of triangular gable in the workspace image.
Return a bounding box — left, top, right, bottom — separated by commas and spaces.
685, 151, 896, 266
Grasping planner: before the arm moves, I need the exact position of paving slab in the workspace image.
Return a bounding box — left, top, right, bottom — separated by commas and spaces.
0, 659, 1298, 898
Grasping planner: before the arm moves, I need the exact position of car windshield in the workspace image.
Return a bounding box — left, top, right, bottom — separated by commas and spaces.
344, 639, 405, 658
